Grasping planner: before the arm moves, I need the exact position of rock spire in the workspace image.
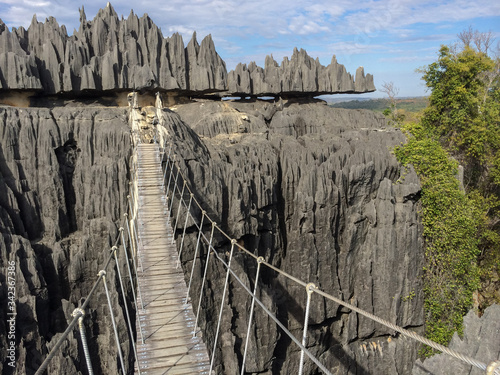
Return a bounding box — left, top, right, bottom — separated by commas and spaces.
0, 4, 375, 97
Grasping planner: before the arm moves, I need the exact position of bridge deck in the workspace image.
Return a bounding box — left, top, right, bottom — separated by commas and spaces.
134, 143, 210, 375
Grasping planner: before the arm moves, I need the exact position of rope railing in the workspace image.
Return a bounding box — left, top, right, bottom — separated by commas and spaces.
34, 214, 142, 375
32, 114, 499, 375
155, 129, 500, 375
34, 128, 150, 375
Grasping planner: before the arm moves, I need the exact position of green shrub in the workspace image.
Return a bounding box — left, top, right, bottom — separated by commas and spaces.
394, 123, 482, 355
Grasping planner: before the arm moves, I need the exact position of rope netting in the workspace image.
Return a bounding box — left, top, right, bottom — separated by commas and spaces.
156, 126, 500, 375
34, 216, 143, 375
33, 120, 499, 375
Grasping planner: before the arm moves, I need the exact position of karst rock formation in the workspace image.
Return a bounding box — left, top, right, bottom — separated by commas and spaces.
228, 51, 375, 97
0, 3, 374, 98
0, 3, 489, 375
0, 4, 226, 94
164, 100, 424, 374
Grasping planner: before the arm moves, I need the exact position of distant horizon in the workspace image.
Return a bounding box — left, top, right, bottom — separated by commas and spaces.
0, 1, 499, 98
319, 93, 428, 102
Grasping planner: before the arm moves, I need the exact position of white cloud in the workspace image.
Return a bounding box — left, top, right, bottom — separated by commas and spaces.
24, 0, 51, 7
287, 15, 330, 35
327, 41, 384, 56
0, 0, 79, 30
342, 0, 500, 35
167, 25, 196, 40
2, 0, 499, 39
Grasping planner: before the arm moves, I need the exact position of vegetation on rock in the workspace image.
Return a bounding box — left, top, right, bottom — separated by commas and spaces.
391, 30, 500, 355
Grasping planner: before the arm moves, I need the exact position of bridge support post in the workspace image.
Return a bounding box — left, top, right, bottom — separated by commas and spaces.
169, 164, 181, 214
127, 194, 144, 273
161, 143, 172, 191
209, 239, 236, 374
241, 256, 264, 375
165, 155, 176, 201
113, 244, 141, 370
120, 224, 145, 340
72, 308, 94, 375
194, 222, 216, 337
177, 193, 194, 268
173, 181, 187, 238
186, 211, 206, 303
100, 270, 126, 374
298, 283, 317, 375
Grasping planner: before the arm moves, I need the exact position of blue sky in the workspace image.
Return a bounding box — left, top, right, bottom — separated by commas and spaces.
1, 0, 499, 98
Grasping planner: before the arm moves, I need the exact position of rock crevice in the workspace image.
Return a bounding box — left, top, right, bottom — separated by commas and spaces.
161, 99, 423, 374
0, 106, 132, 374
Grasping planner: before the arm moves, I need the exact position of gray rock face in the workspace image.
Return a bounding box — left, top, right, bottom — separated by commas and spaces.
0, 96, 422, 374
413, 304, 500, 375
0, 5, 375, 98
227, 50, 376, 97
161, 99, 423, 374
0, 106, 132, 374
0, 4, 227, 94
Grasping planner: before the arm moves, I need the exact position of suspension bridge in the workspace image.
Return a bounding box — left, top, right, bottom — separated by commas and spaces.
34, 96, 500, 375
133, 142, 210, 374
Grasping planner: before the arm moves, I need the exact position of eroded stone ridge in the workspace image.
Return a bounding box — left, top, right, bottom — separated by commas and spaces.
0, 4, 227, 94
413, 304, 500, 375
0, 4, 375, 97
227, 49, 375, 97
0, 106, 132, 374
165, 100, 423, 374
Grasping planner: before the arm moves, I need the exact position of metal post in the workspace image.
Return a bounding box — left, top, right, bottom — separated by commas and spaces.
298, 283, 316, 375
128, 195, 144, 273
161, 144, 172, 191
209, 239, 236, 374
161, 137, 168, 156
186, 211, 205, 302
166, 155, 177, 202
100, 270, 126, 374
125, 214, 139, 271
128, 188, 138, 225
119, 227, 136, 303
113, 245, 140, 371
241, 257, 264, 375
194, 222, 216, 337
120, 227, 145, 342
130, 183, 140, 219
169, 166, 181, 214
35, 312, 82, 375
173, 181, 186, 237
177, 193, 193, 268
124, 211, 137, 258
128, 184, 136, 216
72, 308, 94, 375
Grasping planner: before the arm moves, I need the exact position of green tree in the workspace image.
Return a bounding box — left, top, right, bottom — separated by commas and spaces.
420, 45, 500, 191
394, 30, 500, 355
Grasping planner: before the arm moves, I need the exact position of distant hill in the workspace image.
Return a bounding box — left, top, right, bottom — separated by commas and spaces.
329, 97, 428, 113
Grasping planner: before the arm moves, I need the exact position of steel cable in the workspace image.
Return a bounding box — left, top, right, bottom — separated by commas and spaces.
161, 137, 500, 375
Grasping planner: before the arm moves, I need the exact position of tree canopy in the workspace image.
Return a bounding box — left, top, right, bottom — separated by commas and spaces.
392, 30, 500, 355
420, 45, 500, 191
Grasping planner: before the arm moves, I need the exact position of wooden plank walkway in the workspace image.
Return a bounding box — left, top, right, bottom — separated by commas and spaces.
134, 143, 211, 375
